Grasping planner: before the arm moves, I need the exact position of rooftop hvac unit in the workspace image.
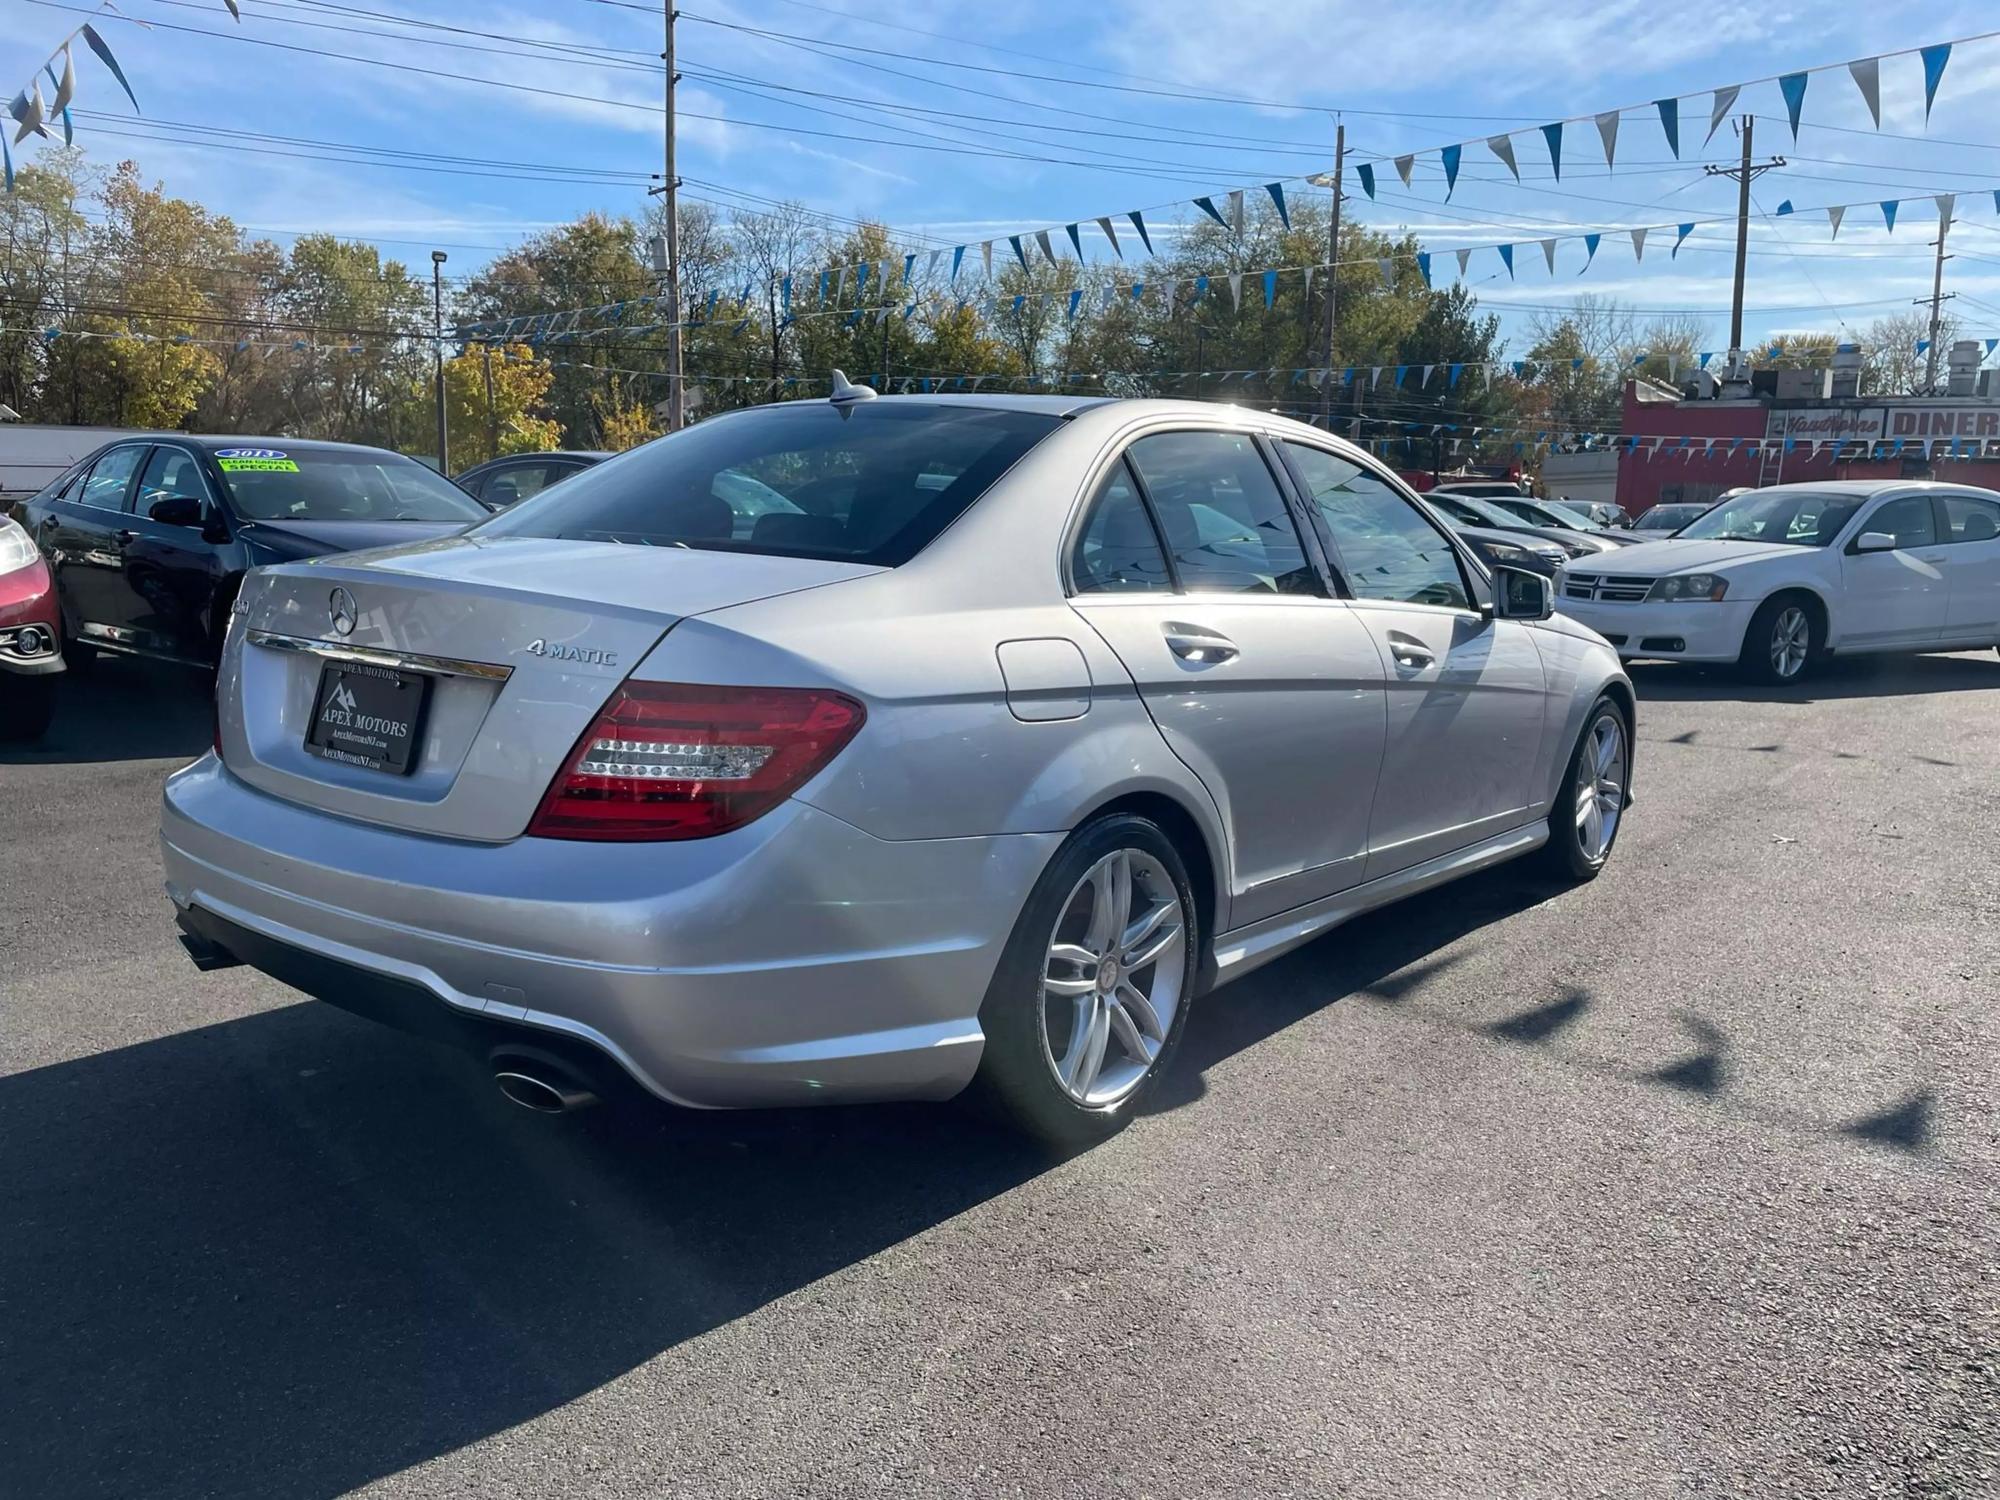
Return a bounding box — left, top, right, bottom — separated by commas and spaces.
1947, 340, 1981, 397
1775, 368, 1832, 400
1831, 342, 1863, 399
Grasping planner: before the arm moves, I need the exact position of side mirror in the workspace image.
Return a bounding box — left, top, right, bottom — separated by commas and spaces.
1853, 531, 1896, 554
1493, 565, 1554, 621
147, 493, 204, 529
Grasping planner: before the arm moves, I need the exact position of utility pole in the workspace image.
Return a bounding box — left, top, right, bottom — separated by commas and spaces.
661, 3, 684, 431
1918, 212, 1955, 394
481, 343, 497, 462
430, 249, 449, 473
1703, 116, 1783, 379
1318, 120, 1345, 430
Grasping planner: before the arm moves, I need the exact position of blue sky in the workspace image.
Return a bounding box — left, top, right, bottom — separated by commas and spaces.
8, 0, 2000, 356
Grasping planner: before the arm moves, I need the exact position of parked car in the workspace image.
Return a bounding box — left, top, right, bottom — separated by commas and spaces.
1488, 494, 1645, 546
1549, 499, 1631, 530
1428, 480, 1529, 500
164, 392, 1633, 1143
455, 450, 611, 509
1422, 490, 1623, 561
17, 436, 489, 670
0, 512, 62, 740
1557, 480, 2000, 683
1421, 505, 1569, 577
1632, 501, 1715, 534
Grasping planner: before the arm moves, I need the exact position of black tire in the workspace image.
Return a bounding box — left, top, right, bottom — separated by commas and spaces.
969, 813, 1200, 1147
1737, 593, 1820, 685
0, 672, 57, 743
1539, 694, 1631, 882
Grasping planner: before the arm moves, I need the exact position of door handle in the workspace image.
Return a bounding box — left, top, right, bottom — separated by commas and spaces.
114, 529, 135, 545
1386, 631, 1435, 670
1162, 622, 1238, 664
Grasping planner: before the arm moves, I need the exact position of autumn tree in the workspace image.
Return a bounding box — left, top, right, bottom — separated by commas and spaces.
436, 346, 559, 472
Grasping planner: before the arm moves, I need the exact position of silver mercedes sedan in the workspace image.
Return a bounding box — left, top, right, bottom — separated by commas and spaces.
163, 389, 1634, 1143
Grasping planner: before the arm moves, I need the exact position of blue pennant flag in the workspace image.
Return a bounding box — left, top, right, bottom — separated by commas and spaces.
856, 261, 870, 296
1130, 281, 1145, 301
903, 253, 916, 281
1415, 252, 1432, 287
1497, 243, 1515, 278
1630, 351, 1648, 367
1921, 43, 1951, 119
1570, 357, 1584, 371
1394, 365, 1408, 386
1986, 339, 1998, 356
1778, 71, 1808, 139
1448, 363, 1463, 387
1441, 144, 1461, 198
1699, 351, 1714, 368
1065, 223, 1083, 259
1066, 288, 1083, 322
1193, 274, 1209, 301
1776, 200, 1794, 216
1265, 182, 1289, 228
1993, 190, 1999, 216
1541, 122, 1563, 180
1881, 200, 1899, 232
1008, 235, 1029, 269
780, 276, 792, 321
1127, 210, 1154, 254
1583, 232, 1601, 270
1262, 268, 1277, 307
1672, 222, 1695, 257
1194, 195, 1227, 226
1512, 360, 1526, 377
703, 288, 719, 320
951, 245, 965, 282
0, 135, 11, 193
818, 269, 830, 304
1356, 164, 1376, 199
1011, 294, 1025, 313
843, 309, 862, 328
1656, 97, 1680, 157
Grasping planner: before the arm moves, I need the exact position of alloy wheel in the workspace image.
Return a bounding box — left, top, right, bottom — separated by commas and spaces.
1573, 713, 1626, 862
1039, 848, 1187, 1108
1770, 605, 1811, 680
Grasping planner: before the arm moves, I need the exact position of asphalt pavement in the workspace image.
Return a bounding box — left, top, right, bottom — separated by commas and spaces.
2, 650, 1996, 1499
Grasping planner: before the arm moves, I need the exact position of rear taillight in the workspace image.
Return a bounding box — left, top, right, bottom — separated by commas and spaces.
528, 681, 865, 841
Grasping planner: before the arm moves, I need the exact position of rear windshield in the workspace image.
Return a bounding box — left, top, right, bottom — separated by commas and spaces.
473, 402, 1063, 565
211, 447, 487, 524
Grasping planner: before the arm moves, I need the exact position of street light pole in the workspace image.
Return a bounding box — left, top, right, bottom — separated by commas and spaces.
430, 250, 449, 474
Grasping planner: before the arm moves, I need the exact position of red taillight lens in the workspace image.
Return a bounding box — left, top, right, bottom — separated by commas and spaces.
528, 681, 866, 841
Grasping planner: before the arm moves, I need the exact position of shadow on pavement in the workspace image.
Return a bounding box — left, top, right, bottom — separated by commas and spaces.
0, 655, 212, 766
1628, 650, 1998, 705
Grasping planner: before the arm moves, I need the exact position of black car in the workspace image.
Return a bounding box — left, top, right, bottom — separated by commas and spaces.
16, 435, 488, 669
454, 450, 610, 509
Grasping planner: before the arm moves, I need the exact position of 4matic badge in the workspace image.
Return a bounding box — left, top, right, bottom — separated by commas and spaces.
524, 638, 618, 667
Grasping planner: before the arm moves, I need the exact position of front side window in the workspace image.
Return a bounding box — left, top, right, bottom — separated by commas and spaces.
1940, 492, 2000, 543
477, 403, 1061, 565
1123, 430, 1317, 595
1678, 490, 1864, 547
1284, 444, 1471, 610
1070, 461, 1170, 593
214, 448, 487, 524
78, 446, 147, 512
1859, 495, 1936, 549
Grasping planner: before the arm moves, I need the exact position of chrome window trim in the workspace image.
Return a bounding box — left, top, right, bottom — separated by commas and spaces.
247, 630, 513, 682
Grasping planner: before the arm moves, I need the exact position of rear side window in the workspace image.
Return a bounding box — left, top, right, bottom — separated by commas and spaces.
1123, 430, 1318, 595
477, 403, 1062, 566
1864, 495, 1936, 549
1939, 493, 2000, 543
78, 446, 147, 512
1071, 461, 1171, 593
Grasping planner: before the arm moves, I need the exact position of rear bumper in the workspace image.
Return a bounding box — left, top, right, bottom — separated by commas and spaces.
1556, 598, 1755, 663
161, 755, 1059, 1108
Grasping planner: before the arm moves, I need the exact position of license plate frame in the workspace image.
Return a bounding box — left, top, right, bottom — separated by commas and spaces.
303, 660, 431, 775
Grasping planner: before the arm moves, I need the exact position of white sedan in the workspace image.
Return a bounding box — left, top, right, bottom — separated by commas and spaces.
1558, 480, 2000, 683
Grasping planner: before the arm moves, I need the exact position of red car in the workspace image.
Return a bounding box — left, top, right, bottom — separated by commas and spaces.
0, 512, 62, 741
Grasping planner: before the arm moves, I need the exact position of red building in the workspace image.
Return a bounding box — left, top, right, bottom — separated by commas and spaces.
1616, 378, 2000, 517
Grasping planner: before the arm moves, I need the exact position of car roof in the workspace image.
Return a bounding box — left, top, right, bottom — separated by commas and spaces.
185, 435, 416, 457
1748, 479, 1982, 497
468, 450, 613, 464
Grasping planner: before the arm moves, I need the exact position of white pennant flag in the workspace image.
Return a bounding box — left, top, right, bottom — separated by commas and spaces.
1420, 364, 1434, 387
1706, 85, 1740, 144
1394, 154, 1415, 187
1630, 226, 1648, 260
926, 248, 942, 276
1827, 204, 1845, 238
1228, 189, 1245, 235
1301, 265, 1313, 302
51, 44, 76, 116
1541, 237, 1558, 273
980, 241, 993, 278
1455, 247, 1471, 278
1936, 193, 1956, 228
1096, 215, 1121, 258
1227, 271, 1243, 308
1377, 257, 1395, 283
1668, 355, 1680, 381
1160, 279, 1176, 310
1848, 56, 1882, 127
1035, 229, 1056, 266
1372, 365, 1386, 388
834, 265, 846, 298
1595, 109, 1620, 169
1488, 134, 1520, 181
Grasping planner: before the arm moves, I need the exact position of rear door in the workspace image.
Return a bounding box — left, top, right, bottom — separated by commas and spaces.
1278, 442, 1550, 878
1932, 490, 2000, 644
1066, 430, 1388, 927
43, 442, 149, 647
114, 444, 234, 662
1839, 492, 1949, 647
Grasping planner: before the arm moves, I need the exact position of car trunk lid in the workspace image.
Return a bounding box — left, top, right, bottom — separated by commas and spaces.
220, 534, 881, 841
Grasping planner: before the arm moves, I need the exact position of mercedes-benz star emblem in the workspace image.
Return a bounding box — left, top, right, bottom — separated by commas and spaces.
328, 587, 358, 637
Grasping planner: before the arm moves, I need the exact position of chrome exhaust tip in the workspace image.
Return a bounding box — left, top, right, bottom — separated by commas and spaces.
494, 1067, 597, 1114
